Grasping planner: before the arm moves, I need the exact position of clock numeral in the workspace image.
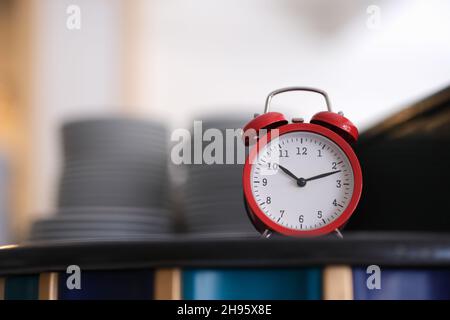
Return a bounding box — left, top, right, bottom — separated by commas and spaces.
279, 150, 289, 158
317, 150, 323, 157
317, 211, 323, 219
299, 215, 304, 223
336, 180, 342, 188
277, 210, 285, 222
296, 147, 307, 155
333, 199, 338, 206
262, 178, 268, 186
268, 163, 278, 170
266, 197, 272, 204
332, 162, 337, 170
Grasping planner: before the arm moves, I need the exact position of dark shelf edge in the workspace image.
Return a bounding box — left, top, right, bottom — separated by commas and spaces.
1, 232, 450, 275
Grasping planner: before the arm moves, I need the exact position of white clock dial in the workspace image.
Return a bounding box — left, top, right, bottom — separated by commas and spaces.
250, 131, 355, 231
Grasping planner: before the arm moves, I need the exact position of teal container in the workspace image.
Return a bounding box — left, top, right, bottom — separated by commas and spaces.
5, 275, 39, 300
182, 268, 322, 300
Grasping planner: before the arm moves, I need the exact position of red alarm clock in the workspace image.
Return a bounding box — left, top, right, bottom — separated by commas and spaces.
242, 87, 362, 238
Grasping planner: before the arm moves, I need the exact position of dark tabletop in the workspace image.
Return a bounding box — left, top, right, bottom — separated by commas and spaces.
1, 232, 450, 275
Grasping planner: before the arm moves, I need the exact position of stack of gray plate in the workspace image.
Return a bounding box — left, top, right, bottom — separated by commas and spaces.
29, 118, 172, 241
183, 116, 257, 235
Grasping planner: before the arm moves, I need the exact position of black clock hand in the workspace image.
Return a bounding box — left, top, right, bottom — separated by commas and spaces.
278, 165, 300, 181
278, 165, 341, 188
305, 170, 342, 182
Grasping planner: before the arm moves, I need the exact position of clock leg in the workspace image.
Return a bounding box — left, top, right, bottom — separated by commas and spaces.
261, 229, 273, 239
334, 228, 344, 239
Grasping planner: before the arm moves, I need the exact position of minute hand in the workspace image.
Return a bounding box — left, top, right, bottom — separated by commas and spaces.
305, 170, 341, 182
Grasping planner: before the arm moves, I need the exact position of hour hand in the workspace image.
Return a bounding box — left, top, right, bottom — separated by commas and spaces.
278, 165, 299, 181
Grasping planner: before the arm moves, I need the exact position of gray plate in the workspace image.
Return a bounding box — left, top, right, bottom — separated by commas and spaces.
61, 182, 170, 191
184, 212, 247, 222
64, 133, 168, 145
60, 170, 168, 180
29, 229, 172, 241
29, 222, 171, 233
185, 213, 247, 221
62, 118, 167, 133
57, 202, 170, 209
184, 187, 242, 195
184, 207, 246, 213
59, 175, 169, 185
63, 141, 168, 153
184, 186, 242, 198
184, 185, 242, 195
185, 221, 254, 229
187, 164, 243, 171
186, 174, 243, 182
63, 142, 168, 153
60, 165, 169, 179
183, 206, 247, 216
60, 169, 168, 180
61, 170, 170, 180
58, 185, 169, 199
184, 214, 248, 224
30, 226, 173, 236
57, 195, 169, 207
63, 151, 168, 162
186, 177, 242, 188
183, 218, 250, 228
184, 199, 244, 209
58, 187, 169, 200
59, 183, 170, 192
64, 126, 167, 140
186, 168, 243, 179
185, 226, 256, 233
57, 206, 172, 216
185, 218, 254, 228
30, 216, 173, 233
34, 212, 171, 223
63, 129, 168, 142
63, 152, 168, 164
59, 177, 168, 190
31, 226, 171, 237
63, 156, 168, 165
184, 199, 244, 207
58, 190, 169, 201
185, 210, 246, 218
184, 201, 244, 211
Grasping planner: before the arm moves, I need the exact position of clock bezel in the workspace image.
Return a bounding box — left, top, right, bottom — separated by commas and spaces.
243, 123, 363, 237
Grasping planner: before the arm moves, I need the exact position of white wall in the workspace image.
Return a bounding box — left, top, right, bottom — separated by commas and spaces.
29, 0, 124, 218
131, 0, 450, 129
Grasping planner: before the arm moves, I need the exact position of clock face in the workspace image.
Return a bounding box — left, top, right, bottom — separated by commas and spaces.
250, 131, 355, 232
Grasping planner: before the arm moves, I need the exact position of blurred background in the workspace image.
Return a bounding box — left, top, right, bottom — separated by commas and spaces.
0, 0, 450, 243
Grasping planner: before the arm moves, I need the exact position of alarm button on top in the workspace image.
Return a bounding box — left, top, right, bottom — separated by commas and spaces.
310, 111, 359, 144
242, 112, 288, 146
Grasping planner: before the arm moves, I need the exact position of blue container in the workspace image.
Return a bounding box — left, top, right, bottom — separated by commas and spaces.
58, 270, 154, 300
183, 268, 322, 300
353, 267, 450, 300
5, 275, 39, 300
